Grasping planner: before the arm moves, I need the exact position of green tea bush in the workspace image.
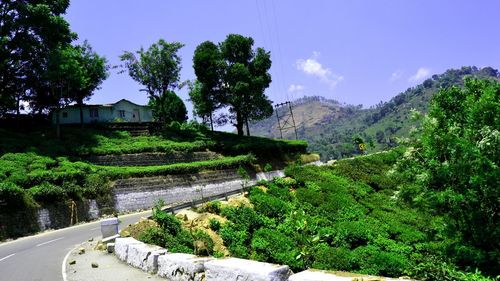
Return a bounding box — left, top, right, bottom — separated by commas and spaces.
139, 226, 193, 254
28, 182, 66, 203
0, 182, 27, 208
202, 201, 222, 215
250, 228, 301, 271
249, 192, 291, 221
209, 218, 221, 231
312, 245, 355, 271
152, 211, 182, 236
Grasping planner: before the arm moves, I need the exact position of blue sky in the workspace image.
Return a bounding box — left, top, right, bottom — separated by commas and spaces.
65, 0, 500, 114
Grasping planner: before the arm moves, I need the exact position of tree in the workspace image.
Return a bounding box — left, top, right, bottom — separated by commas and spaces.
193, 34, 273, 136
0, 0, 75, 116
45, 44, 86, 137
120, 39, 185, 123
149, 90, 187, 124
397, 78, 499, 274
73, 41, 108, 127
188, 80, 213, 130
192, 41, 224, 131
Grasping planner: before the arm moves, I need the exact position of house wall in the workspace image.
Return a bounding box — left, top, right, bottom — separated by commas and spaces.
53, 100, 153, 124
111, 100, 153, 122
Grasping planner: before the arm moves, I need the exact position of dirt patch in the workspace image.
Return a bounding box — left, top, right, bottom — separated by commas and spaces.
120, 218, 158, 239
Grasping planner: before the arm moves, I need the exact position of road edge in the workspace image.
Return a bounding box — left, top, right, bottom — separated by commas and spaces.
62, 244, 79, 281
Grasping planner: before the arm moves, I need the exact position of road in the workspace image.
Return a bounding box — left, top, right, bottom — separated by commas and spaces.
0, 210, 151, 281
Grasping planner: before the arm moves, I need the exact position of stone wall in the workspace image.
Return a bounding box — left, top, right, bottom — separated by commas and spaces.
87, 151, 220, 166
112, 169, 285, 212
114, 237, 415, 281
0, 199, 99, 239
1, 170, 284, 239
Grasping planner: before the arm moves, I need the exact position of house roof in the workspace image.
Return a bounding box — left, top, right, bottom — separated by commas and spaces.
63, 99, 149, 108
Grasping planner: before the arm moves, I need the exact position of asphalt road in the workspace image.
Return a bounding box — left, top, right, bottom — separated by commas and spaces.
0, 210, 151, 281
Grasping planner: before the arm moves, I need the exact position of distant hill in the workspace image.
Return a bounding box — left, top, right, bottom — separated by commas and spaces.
250, 66, 500, 160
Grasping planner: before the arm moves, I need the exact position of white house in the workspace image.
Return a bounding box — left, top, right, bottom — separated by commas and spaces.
53, 99, 153, 124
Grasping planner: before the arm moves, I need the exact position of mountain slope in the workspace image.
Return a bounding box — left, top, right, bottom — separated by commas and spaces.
250, 66, 500, 160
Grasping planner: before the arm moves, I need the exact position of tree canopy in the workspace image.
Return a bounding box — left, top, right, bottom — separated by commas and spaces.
120, 39, 186, 123
193, 34, 273, 136
0, 0, 75, 115
397, 77, 500, 274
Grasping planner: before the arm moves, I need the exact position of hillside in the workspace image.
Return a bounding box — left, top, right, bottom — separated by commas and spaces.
250, 66, 500, 160
0, 123, 309, 239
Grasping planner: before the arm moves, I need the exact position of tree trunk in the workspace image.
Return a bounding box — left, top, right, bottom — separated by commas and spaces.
209, 111, 214, 131
15, 94, 20, 130
245, 118, 250, 136
236, 111, 244, 136
56, 87, 61, 139
79, 101, 84, 128
56, 105, 61, 139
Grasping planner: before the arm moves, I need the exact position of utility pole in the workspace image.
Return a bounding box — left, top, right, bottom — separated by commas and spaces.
274, 101, 298, 140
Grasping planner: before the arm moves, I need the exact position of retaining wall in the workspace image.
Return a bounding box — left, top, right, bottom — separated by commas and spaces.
112, 169, 285, 212
114, 237, 415, 281
87, 151, 220, 166
1, 169, 284, 240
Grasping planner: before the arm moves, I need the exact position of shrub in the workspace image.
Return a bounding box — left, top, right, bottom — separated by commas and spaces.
250, 228, 301, 271
312, 245, 355, 271
0, 182, 27, 208
249, 192, 291, 221
209, 218, 221, 231
28, 182, 66, 204
139, 226, 193, 254
192, 229, 215, 256
202, 201, 222, 215
152, 211, 182, 236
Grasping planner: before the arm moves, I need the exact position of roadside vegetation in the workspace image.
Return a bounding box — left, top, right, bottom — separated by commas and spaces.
140, 78, 499, 281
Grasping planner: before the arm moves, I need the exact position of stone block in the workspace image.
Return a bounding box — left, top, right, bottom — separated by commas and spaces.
204, 258, 291, 281
114, 237, 143, 262
126, 242, 166, 273
157, 253, 213, 281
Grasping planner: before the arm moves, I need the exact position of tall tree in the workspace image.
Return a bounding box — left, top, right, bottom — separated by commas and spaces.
193, 34, 273, 136
45, 44, 85, 137
0, 0, 75, 116
120, 39, 185, 123
192, 41, 224, 131
73, 41, 108, 127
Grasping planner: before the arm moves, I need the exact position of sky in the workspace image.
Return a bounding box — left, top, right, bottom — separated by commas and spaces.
65, 0, 500, 115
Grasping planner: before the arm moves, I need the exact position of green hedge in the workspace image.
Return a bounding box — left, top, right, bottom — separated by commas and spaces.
0, 152, 254, 206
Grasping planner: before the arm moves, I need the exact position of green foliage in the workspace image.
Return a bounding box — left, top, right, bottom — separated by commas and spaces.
193, 34, 273, 136
0, 0, 75, 114
201, 201, 222, 215
149, 90, 188, 124
192, 229, 215, 256
216, 149, 495, 280
263, 163, 273, 172
139, 226, 193, 254
152, 211, 182, 236
396, 78, 500, 275
0, 182, 30, 208
209, 218, 221, 231
28, 182, 66, 204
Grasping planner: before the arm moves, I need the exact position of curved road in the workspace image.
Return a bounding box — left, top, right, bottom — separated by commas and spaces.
0, 210, 151, 281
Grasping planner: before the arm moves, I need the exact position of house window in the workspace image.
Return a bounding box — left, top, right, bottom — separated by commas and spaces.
62, 112, 68, 118
90, 108, 99, 118
119, 110, 126, 118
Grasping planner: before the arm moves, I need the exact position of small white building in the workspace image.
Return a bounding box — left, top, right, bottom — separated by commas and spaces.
53, 99, 153, 124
